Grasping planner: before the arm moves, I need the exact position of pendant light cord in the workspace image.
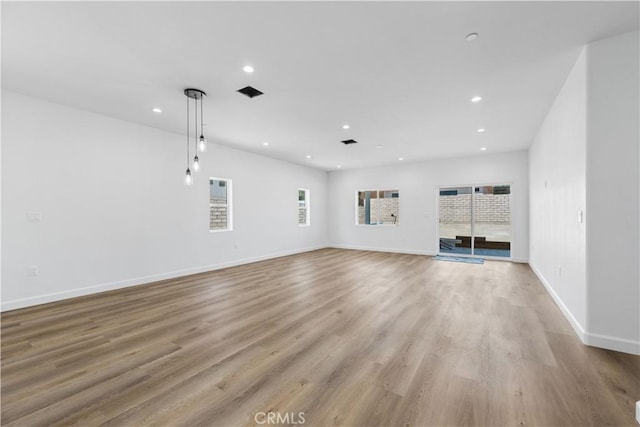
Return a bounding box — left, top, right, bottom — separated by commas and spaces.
186, 94, 190, 166
200, 94, 204, 137
194, 94, 198, 154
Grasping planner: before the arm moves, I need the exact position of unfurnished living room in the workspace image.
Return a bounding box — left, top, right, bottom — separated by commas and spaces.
1, 1, 639, 426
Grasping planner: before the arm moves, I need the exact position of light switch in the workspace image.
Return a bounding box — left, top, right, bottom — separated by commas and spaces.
578, 210, 583, 223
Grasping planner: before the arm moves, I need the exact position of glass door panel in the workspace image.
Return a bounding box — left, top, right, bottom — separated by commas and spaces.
439, 187, 473, 255
472, 185, 511, 257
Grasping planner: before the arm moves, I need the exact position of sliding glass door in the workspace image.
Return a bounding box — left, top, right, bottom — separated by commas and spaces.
438, 184, 511, 258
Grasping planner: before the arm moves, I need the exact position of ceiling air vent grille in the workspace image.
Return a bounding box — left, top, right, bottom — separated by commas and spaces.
237, 86, 264, 98
341, 139, 358, 145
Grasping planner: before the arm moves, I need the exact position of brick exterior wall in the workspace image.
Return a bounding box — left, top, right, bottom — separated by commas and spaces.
298, 207, 307, 225
210, 197, 228, 230
439, 194, 510, 223
358, 198, 399, 224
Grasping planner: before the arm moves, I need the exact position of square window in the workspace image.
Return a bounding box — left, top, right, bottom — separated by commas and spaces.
356, 190, 399, 225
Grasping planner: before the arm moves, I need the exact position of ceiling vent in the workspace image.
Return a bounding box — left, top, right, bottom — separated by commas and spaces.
237, 86, 264, 98
341, 139, 358, 145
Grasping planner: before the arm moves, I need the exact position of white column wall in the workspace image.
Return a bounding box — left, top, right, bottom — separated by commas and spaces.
529, 48, 588, 339
529, 31, 639, 354
585, 31, 639, 353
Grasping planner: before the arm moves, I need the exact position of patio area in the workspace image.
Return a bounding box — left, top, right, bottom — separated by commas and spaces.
439, 222, 511, 242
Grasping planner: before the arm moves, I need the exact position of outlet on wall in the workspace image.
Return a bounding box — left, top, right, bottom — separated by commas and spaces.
28, 265, 39, 276
26, 211, 42, 222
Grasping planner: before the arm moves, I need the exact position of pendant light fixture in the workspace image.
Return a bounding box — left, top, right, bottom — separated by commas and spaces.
183, 88, 207, 184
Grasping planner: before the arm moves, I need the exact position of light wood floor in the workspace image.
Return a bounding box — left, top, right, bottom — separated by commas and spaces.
2, 249, 638, 426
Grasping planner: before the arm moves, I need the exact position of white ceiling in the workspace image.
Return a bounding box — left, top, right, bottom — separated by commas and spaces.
2, 1, 638, 170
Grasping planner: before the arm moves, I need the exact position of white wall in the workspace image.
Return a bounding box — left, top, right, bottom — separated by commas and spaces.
585, 31, 639, 353
328, 151, 529, 262
1, 91, 328, 311
529, 48, 588, 338
529, 31, 639, 355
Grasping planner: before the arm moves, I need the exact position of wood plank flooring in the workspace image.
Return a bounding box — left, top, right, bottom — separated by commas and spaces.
2, 248, 638, 426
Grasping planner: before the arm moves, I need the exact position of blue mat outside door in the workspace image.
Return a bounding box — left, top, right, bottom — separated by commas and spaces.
433, 255, 485, 264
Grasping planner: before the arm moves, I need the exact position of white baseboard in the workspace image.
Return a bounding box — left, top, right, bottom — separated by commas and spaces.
1, 245, 327, 312
529, 262, 588, 342
585, 332, 640, 356
529, 262, 640, 356
329, 244, 436, 257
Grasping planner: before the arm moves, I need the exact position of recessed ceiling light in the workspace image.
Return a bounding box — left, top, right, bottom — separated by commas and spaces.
477, 128, 486, 133
306, 155, 312, 159
342, 124, 350, 130
465, 32, 478, 42
263, 142, 269, 146
152, 108, 162, 113
480, 147, 487, 151
471, 96, 482, 103
337, 165, 342, 168
376, 144, 383, 148
243, 65, 254, 73
398, 157, 404, 161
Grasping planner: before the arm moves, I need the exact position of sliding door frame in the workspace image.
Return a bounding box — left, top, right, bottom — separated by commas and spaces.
436, 182, 514, 261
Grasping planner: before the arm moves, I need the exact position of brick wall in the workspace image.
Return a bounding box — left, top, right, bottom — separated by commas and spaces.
358, 198, 399, 224
298, 207, 307, 225
210, 197, 228, 230
439, 194, 510, 223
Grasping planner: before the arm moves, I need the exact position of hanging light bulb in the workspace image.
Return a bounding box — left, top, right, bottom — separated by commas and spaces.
199, 135, 207, 152
193, 155, 200, 172
185, 168, 193, 185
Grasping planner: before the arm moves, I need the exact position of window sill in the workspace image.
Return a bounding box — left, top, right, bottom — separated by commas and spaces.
209, 229, 232, 233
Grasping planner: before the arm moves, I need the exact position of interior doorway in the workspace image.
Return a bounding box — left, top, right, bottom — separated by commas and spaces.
438, 184, 511, 258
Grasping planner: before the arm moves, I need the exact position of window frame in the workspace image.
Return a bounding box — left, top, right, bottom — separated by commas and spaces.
209, 177, 233, 232
298, 188, 310, 227
355, 189, 400, 226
